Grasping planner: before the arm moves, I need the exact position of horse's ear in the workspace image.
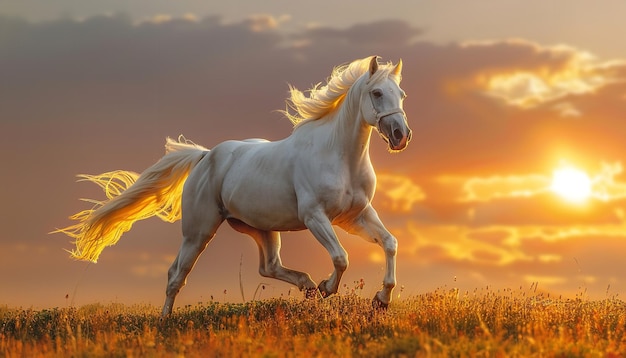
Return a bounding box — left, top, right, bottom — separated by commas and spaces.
392, 59, 403, 76
369, 56, 380, 76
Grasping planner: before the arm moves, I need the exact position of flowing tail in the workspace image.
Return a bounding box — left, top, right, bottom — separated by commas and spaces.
54, 136, 209, 262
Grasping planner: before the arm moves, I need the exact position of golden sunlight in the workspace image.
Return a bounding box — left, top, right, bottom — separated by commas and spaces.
550, 166, 592, 203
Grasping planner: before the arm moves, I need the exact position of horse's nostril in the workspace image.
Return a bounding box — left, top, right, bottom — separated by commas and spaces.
393, 128, 403, 141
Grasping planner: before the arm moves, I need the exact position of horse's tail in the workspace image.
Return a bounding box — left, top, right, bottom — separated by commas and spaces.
55, 136, 209, 263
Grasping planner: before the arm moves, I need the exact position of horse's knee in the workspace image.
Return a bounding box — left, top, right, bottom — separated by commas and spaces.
166, 279, 184, 297
165, 263, 189, 297
166, 265, 178, 292
332, 254, 349, 272
383, 236, 397, 257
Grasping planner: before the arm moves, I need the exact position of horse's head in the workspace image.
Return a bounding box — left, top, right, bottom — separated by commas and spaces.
361, 56, 412, 152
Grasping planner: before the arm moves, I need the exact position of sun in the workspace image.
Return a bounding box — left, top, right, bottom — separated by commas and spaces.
550, 166, 592, 203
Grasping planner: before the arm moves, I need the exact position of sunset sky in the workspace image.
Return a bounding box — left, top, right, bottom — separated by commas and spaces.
2, 1, 626, 309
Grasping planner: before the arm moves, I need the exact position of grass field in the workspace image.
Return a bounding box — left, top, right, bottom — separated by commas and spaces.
1, 286, 625, 357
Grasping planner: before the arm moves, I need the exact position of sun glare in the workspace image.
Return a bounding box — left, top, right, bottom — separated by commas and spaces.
550, 166, 592, 203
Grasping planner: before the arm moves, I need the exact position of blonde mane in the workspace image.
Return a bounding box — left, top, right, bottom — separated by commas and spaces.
283, 57, 401, 126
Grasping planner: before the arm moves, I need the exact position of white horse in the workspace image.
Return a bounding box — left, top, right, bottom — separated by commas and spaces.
57, 56, 411, 316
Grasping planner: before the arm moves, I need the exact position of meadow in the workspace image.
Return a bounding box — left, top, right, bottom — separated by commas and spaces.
1, 285, 625, 357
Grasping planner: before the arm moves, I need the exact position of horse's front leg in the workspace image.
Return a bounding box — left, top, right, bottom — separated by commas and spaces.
303, 212, 349, 298
342, 205, 397, 308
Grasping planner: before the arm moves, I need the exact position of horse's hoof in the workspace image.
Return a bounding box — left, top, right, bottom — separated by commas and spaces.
372, 295, 389, 310
318, 280, 332, 298
304, 287, 319, 299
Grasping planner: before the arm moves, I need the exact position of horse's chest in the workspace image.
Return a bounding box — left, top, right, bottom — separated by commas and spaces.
316, 169, 375, 216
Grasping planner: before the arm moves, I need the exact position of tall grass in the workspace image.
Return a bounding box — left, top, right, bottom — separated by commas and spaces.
2, 286, 625, 357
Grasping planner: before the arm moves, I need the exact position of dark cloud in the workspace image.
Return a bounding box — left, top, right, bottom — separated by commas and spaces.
0, 13, 279, 83
298, 19, 423, 46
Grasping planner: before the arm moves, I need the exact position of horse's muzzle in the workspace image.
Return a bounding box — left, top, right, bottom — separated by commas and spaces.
379, 114, 412, 152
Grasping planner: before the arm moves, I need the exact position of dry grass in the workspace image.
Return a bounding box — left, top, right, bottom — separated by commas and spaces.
2, 286, 625, 357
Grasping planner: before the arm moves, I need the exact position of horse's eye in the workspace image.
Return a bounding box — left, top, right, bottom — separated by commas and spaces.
372, 89, 383, 98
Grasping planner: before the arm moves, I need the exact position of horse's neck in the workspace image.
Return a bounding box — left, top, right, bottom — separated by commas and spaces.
330, 85, 372, 161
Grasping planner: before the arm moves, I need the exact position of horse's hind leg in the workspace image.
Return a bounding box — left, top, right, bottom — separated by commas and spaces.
162, 208, 224, 316
227, 219, 318, 297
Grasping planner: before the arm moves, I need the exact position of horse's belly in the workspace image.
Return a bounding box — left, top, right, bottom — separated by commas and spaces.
224, 191, 304, 231
221, 175, 304, 231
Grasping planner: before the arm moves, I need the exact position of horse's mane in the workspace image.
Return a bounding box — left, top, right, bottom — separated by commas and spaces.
282, 56, 401, 126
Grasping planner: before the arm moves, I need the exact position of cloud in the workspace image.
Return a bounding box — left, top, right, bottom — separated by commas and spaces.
551, 102, 582, 117
376, 173, 425, 212
398, 220, 626, 268
297, 19, 423, 46
0, 13, 283, 85
463, 41, 620, 110
139, 13, 201, 25
248, 14, 291, 32
591, 162, 626, 201
459, 174, 550, 202
400, 222, 531, 267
